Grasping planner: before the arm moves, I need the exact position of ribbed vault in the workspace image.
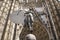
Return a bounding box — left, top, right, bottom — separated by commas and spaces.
0, 0, 60, 40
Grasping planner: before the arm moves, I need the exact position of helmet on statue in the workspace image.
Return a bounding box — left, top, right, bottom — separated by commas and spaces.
25, 34, 36, 40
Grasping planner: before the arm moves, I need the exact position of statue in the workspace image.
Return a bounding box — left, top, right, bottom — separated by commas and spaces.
24, 8, 34, 32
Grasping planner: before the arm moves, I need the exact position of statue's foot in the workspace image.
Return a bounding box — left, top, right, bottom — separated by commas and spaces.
29, 27, 33, 32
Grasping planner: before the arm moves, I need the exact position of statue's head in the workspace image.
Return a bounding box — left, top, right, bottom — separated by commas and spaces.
25, 34, 36, 40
